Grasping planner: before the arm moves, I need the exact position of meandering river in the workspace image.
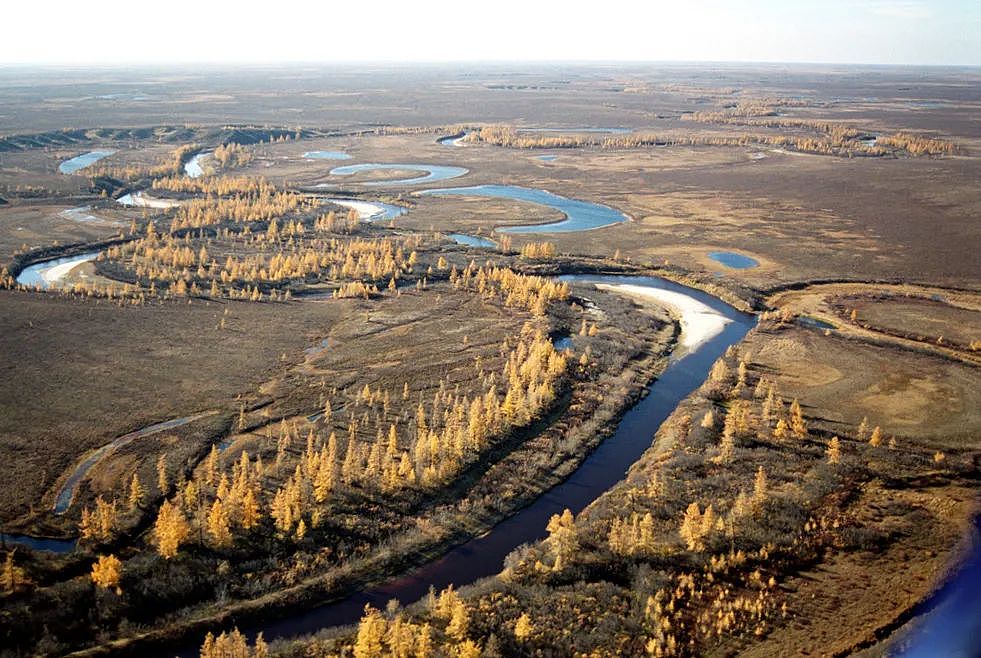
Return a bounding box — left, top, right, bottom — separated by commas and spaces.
15, 251, 101, 289
53, 411, 219, 515
184, 152, 209, 178
328, 163, 469, 186
177, 274, 753, 651
321, 198, 407, 221
418, 185, 628, 233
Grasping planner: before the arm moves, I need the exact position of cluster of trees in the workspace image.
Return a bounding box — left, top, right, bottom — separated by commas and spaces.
449, 262, 570, 316
315, 208, 361, 234
86, 144, 198, 182
876, 132, 956, 156
110, 227, 413, 296
518, 241, 557, 259
464, 125, 595, 149
212, 143, 254, 170
79, 496, 120, 542
682, 103, 956, 156
146, 324, 566, 556
311, 588, 516, 658
151, 174, 274, 195
199, 629, 268, 658
308, 343, 890, 657
465, 118, 954, 158
168, 188, 312, 231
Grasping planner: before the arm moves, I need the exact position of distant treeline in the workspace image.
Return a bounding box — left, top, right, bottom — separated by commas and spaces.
465, 123, 956, 158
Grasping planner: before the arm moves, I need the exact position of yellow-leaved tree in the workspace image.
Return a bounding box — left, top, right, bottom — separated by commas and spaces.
153, 499, 190, 559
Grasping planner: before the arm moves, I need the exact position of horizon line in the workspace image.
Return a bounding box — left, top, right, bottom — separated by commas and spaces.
1, 59, 981, 69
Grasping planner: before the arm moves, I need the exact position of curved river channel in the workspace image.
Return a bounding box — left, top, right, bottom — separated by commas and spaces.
328, 163, 469, 186
162, 274, 754, 655
418, 185, 628, 233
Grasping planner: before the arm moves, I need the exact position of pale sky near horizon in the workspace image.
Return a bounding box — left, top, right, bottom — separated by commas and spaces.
2, 0, 979, 66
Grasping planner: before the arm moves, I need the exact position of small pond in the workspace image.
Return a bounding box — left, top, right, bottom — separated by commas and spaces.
708, 251, 759, 269
447, 233, 496, 248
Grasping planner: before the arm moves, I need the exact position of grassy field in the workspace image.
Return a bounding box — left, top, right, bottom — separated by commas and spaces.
0, 291, 342, 527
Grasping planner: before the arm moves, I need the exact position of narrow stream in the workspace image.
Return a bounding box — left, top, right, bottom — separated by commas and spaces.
180, 275, 753, 651
53, 411, 219, 515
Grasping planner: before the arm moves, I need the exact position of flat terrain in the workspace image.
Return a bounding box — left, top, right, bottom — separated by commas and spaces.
0, 292, 341, 525
0, 63, 977, 658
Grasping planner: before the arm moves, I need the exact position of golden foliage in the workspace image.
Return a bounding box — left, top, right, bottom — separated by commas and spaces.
90, 554, 122, 592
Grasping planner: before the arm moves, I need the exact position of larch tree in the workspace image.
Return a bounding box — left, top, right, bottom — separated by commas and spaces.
353, 605, 387, 658
545, 508, 579, 571
857, 416, 870, 441
789, 399, 807, 437
128, 472, 145, 511
241, 489, 261, 530
2, 550, 27, 594
90, 554, 122, 593
869, 425, 883, 447
514, 612, 533, 641
446, 598, 471, 642
154, 499, 190, 559
207, 499, 232, 547
827, 436, 841, 464
205, 444, 219, 486
753, 467, 768, 507
156, 454, 169, 494
680, 502, 713, 552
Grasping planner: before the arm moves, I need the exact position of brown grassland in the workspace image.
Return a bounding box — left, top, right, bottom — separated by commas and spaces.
0, 64, 977, 657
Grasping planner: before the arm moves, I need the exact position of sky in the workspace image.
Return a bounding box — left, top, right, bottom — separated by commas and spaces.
2, 0, 979, 66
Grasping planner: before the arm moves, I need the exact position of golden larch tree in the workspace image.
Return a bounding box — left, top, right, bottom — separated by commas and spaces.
90, 554, 122, 593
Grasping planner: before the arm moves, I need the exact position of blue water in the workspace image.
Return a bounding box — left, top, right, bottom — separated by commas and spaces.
895, 518, 981, 658
304, 151, 352, 160
553, 335, 574, 350
162, 275, 752, 657
161, 275, 751, 657
437, 133, 467, 147
15, 251, 100, 289
708, 251, 759, 269
184, 152, 208, 178
58, 150, 115, 174
448, 233, 496, 248
537, 155, 558, 161
323, 198, 407, 221
304, 339, 330, 357
329, 163, 469, 186
419, 185, 627, 233
0, 532, 76, 554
